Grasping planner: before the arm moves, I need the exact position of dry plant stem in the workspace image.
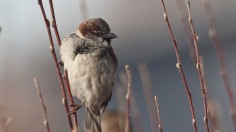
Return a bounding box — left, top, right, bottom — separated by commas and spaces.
125, 65, 132, 132
199, 56, 208, 96
176, 0, 196, 60
199, 58, 223, 131
37, 0, 73, 129
138, 62, 158, 132
208, 100, 223, 132
203, 0, 236, 130
118, 73, 144, 132
185, 0, 210, 131
33, 78, 51, 132
63, 70, 76, 109
199, 57, 213, 130
159, 0, 198, 131
154, 96, 163, 132
64, 70, 79, 130
48, 0, 79, 130
48, 0, 61, 46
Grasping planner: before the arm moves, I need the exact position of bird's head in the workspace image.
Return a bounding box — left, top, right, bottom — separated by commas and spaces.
77, 18, 117, 44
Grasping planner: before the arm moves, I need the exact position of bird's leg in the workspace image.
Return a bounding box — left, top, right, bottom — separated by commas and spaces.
68, 101, 85, 114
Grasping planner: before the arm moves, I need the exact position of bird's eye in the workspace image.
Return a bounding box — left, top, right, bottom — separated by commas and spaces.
93, 31, 101, 36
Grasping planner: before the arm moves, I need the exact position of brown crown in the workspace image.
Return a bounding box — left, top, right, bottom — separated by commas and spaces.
78, 18, 110, 36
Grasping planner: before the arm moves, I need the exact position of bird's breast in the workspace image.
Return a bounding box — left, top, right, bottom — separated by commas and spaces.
67, 49, 116, 107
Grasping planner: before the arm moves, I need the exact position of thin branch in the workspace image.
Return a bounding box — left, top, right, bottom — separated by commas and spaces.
138, 62, 158, 132
199, 57, 224, 131
33, 77, 51, 132
125, 65, 132, 132
63, 71, 77, 111
159, 0, 198, 131
199, 56, 208, 95
202, 0, 236, 130
48, 0, 61, 46
117, 72, 144, 132
154, 96, 163, 132
208, 100, 224, 132
185, 0, 210, 131
0, 106, 12, 132
37, 0, 73, 129
199, 56, 214, 130
176, 0, 196, 61
47, 0, 79, 130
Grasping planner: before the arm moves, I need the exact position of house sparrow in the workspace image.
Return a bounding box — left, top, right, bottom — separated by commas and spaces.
60, 18, 118, 132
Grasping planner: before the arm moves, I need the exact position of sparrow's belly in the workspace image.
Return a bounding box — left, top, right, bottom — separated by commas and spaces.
67, 53, 116, 112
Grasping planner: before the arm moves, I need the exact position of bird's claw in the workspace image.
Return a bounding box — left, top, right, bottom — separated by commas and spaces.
68, 101, 85, 115
57, 60, 63, 67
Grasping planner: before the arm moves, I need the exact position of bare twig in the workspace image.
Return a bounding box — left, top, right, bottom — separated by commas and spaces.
202, 0, 236, 130
176, 0, 196, 60
47, 0, 79, 130
33, 77, 51, 132
199, 57, 208, 90
199, 57, 214, 131
37, 0, 73, 129
48, 0, 61, 46
125, 65, 132, 132
154, 96, 163, 132
208, 100, 224, 132
64, 70, 79, 131
185, 0, 210, 131
0, 106, 12, 132
159, 0, 198, 131
117, 72, 143, 132
138, 62, 158, 132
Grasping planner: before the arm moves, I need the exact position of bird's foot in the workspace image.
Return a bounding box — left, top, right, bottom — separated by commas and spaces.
57, 60, 63, 67
68, 101, 85, 115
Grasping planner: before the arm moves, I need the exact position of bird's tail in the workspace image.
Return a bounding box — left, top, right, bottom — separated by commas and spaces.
85, 107, 101, 132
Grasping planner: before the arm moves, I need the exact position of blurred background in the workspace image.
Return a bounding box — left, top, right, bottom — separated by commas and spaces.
1, 0, 236, 131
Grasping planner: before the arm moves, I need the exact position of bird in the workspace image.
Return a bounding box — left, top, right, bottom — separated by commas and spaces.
60, 18, 118, 132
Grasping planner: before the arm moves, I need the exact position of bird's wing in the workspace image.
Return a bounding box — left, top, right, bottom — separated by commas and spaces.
60, 33, 81, 69
99, 48, 118, 113
100, 91, 112, 114
61, 33, 93, 55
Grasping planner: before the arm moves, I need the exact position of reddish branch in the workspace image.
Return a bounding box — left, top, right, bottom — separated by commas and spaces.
125, 65, 132, 132
185, 0, 210, 131
176, 0, 196, 61
202, 0, 236, 130
48, 0, 61, 46
33, 78, 51, 132
154, 96, 163, 132
37, 0, 73, 130
47, 0, 79, 130
159, 0, 198, 131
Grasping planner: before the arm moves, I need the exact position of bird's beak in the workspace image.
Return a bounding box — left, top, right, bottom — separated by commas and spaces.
103, 33, 117, 40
